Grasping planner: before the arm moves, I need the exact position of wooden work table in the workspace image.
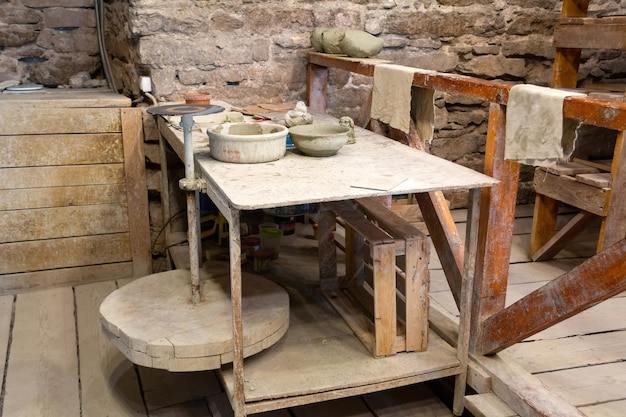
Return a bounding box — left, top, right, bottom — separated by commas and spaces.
156, 106, 497, 416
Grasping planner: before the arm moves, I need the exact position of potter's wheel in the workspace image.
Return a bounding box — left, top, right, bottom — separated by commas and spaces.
100, 268, 289, 372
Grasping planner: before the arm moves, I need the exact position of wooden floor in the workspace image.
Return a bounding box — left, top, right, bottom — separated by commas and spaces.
0, 204, 624, 416
429, 204, 626, 417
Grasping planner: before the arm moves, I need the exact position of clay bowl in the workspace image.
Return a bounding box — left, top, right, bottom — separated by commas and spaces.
184, 92, 211, 104
207, 122, 288, 163
288, 123, 350, 157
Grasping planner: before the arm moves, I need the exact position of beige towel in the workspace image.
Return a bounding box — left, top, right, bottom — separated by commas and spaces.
505, 84, 585, 167
371, 64, 435, 137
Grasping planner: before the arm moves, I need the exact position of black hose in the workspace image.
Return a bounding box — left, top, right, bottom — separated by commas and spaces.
94, 0, 117, 92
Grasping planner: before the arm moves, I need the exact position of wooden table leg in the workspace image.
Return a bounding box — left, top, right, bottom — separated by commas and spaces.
453, 187, 481, 416
228, 209, 246, 417
318, 204, 338, 290
471, 103, 520, 353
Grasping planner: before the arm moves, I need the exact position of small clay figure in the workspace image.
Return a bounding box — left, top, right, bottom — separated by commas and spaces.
285, 101, 313, 127
339, 116, 356, 144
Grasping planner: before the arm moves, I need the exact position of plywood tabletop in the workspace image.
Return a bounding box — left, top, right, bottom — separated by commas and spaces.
159, 111, 497, 211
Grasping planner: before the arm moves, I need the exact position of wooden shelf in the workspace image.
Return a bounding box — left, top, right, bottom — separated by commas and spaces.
219, 283, 461, 415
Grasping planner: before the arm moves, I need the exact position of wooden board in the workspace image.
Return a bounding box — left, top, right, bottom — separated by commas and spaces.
138, 367, 222, 411
0, 263, 133, 294
219, 281, 460, 415
100, 269, 290, 372
0, 133, 124, 167
121, 107, 152, 277
0, 204, 129, 243
507, 289, 626, 341
533, 169, 607, 216
149, 400, 214, 416
0, 184, 127, 211
0, 233, 132, 274
554, 16, 626, 50
576, 172, 611, 188
471, 353, 585, 417
0, 88, 131, 108
580, 399, 626, 417
535, 361, 626, 407
0, 164, 126, 189
363, 384, 454, 416
507, 329, 626, 373
464, 393, 517, 417
75, 281, 146, 416
291, 396, 373, 417
2, 288, 80, 417
0, 107, 123, 135
539, 161, 599, 176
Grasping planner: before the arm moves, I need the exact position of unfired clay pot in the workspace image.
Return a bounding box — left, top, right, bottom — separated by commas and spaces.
207, 122, 288, 163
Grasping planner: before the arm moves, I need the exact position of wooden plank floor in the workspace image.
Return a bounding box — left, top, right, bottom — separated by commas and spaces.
1, 204, 623, 416
0, 237, 454, 416
428, 204, 626, 417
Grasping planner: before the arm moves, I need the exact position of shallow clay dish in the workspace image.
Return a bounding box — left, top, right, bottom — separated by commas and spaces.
288, 123, 350, 157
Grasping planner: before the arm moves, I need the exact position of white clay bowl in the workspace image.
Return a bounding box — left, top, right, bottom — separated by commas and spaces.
288, 123, 350, 157
207, 122, 288, 163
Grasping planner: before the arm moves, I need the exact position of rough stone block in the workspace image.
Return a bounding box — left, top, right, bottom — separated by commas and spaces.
44, 7, 96, 29
22, 0, 93, 6
0, 28, 38, 47
0, 5, 42, 24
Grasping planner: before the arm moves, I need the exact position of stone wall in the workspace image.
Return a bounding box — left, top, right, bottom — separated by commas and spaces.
2, 0, 625, 271
0, 0, 102, 86
113, 0, 624, 209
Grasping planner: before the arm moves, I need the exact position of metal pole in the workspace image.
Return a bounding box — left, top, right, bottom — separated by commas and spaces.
181, 114, 201, 304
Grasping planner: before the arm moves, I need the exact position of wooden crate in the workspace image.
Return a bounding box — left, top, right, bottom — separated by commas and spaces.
321, 197, 430, 357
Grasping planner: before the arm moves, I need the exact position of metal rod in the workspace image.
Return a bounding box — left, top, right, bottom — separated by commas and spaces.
181, 113, 201, 304
181, 114, 195, 179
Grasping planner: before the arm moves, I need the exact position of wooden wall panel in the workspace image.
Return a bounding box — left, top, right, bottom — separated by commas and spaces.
0, 204, 129, 243
0, 164, 126, 189
0, 234, 132, 275
0, 263, 134, 294
0, 107, 123, 135
0, 134, 124, 167
0, 92, 151, 291
121, 108, 152, 277
0, 184, 127, 211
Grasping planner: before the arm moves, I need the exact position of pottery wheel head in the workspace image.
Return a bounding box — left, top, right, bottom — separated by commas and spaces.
147, 104, 224, 117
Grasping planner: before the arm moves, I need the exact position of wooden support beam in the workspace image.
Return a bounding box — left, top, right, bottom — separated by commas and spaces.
471, 352, 587, 417
529, 193, 560, 258
531, 211, 596, 262
561, 0, 589, 17
479, 237, 626, 355
414, 191, 464, 307
470, 103, 520, 353
562, 95, 626, 130
306, 62, 329, 113
121, 108, 152, 277
599, 130, 626, 250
